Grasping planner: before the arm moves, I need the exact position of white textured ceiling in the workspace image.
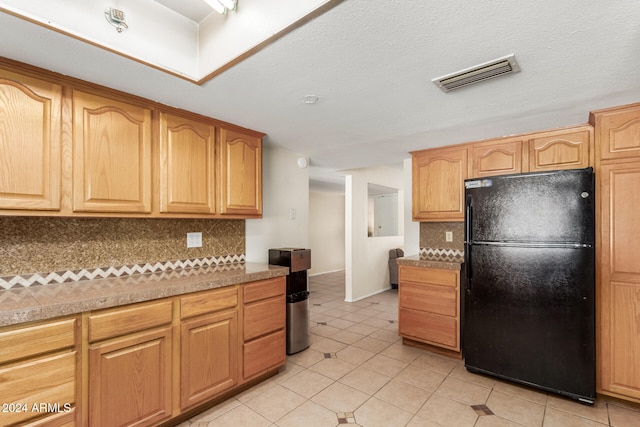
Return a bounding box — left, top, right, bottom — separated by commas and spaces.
1, 1, 640, 191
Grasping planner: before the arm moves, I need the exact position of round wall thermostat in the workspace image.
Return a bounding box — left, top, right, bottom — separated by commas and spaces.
297, 157, 309, 169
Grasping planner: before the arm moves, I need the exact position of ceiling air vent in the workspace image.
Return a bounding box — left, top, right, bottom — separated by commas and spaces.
432, 54, 520, 92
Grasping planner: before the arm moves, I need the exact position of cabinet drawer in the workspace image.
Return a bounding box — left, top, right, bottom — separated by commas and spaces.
243, 329, 285, 380
181, 286, 238, 319
399, 282, 457, 317
89, 299, 173, 342
244, 296, 285, 341
243, 277, 285, 304
399, 266, 458, 287
0, 352, 76, 426
399, 308, 458, 350
0, 317, 76, 365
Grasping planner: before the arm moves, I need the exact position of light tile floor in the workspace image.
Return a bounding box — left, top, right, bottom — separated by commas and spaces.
181, 271, 640, 427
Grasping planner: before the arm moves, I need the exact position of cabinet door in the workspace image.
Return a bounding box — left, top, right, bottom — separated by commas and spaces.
218, 128, 262, 217
529, 127, 592, 171
159, 112, 216, 214
180, 310, 238, 410
412, 147, 467, 221
598, 162, 640, 401
89, 327, 172, 427
0, 69, 61, 210
593, 104, 640, 161
470, 139, 524, 178
73, 90, 152, 213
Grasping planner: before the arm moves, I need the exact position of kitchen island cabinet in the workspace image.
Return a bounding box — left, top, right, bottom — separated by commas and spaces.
398, 262, 462, 357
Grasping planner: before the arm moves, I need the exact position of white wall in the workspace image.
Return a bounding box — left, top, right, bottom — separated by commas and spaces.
246, 147, 309, 263
344, 165, 404, 302
403, 158, 420, 256
309, 191, 345, 275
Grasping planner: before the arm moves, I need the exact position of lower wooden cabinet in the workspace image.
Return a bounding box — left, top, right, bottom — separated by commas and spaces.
398, 265, 461, 354
0, 317, 78, 426
0, 278, 287, 426
241, 277, 286, 382
89, 327, 173, 426
179, 287, 239, 411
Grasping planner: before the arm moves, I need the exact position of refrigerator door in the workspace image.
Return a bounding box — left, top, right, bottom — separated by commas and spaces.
465, 168, 594, 244
464, 243, 595, 402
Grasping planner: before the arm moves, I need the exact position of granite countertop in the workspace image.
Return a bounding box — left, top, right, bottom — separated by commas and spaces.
0, 263, 288, 327
397, 254, 464, 270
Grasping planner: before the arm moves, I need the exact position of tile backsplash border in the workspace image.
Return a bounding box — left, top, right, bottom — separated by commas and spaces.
0, 217, 246, 290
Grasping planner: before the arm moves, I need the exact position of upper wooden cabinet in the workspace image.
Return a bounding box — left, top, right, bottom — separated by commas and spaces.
470, 138, 525, 178
73, 90, 152, 213
0, 69, 61, 211
528, 126, 592, 172
0, 61, 264, 219
591, 103, 640, 161
468, 125, 592, 178
412, 146, 467, 222
218, 128, 263, 217
159, 112, 216, 214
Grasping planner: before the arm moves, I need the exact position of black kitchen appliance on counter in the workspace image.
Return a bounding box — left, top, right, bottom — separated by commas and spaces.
463, 167, 595, 404
269, 248, 311, 354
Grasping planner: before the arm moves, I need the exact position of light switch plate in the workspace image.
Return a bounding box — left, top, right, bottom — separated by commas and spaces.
187, 232, 202, 248
445, 231, 453, 242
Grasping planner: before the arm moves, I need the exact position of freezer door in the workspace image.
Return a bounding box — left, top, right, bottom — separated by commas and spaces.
464, 244, 595, 401
465, 168, 594, 244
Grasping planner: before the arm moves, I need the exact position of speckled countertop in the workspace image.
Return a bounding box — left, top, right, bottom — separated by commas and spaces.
0, 263, 288, 327
397, 254, 464, 270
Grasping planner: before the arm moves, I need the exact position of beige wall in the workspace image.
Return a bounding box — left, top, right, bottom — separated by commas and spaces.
309, 191, 345, 275
0, 217, 244, 276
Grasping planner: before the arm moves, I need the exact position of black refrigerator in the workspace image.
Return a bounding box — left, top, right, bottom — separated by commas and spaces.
463, 167, 595, 404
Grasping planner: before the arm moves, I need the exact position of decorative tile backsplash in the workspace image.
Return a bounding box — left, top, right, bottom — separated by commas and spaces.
420, 222, 464, 255
0, 217, 245, 289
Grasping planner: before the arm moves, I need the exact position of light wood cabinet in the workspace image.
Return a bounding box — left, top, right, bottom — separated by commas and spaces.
0, 69, 62, 211
528, 127, 592, 172
398, 266, 461, 354
467, 125, 592, 178
412, 147, 467, 221
597, 162, 640, 402
592, 102, 640, 403
592, 103, 640, 161
72, 90, 152, 213
180, 287, 238, 410
0, 317, 78, 426
88, 300, 173, 426
0, 59, 264, 219
241, 277, 286, 381
159, 112, 216, 214
219, 127, 263, 217
470, 138, 524, 177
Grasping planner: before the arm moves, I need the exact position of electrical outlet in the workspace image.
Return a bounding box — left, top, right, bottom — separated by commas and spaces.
445, 231, 453, 242
187, 232, 202, 248
289, 208, 296, 220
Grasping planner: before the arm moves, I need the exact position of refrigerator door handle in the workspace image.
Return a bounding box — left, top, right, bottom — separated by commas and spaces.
465, 245, 472, 292
465, 194, 473, 244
